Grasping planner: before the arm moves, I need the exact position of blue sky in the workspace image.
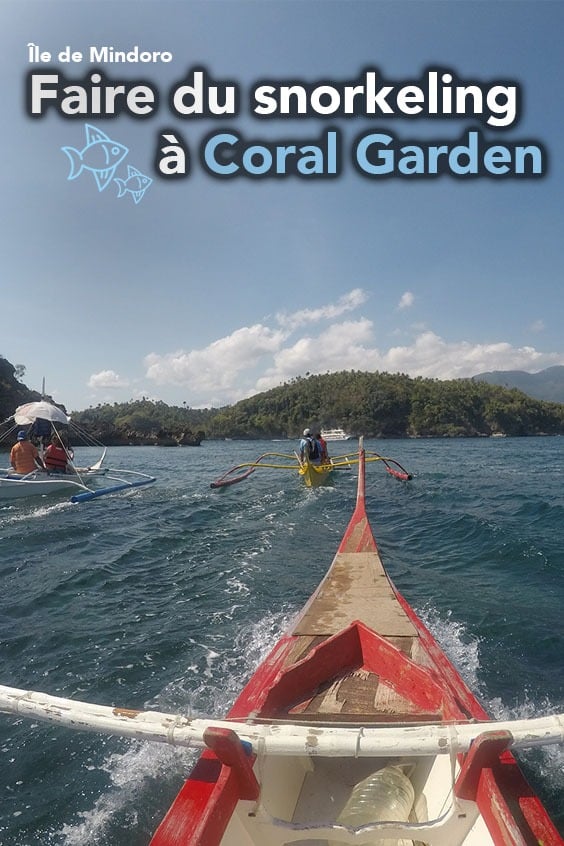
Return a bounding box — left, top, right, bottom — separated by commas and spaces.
2, 0, 563, 412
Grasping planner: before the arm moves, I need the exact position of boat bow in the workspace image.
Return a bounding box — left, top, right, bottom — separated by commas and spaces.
150, 438, 564, 846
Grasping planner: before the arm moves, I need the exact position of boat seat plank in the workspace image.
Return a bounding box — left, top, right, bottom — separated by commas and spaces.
286, 635, 423, 667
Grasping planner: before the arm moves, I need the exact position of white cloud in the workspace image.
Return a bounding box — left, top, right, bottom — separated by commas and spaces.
529, 319, 545, 333
88, 370, 129, 389
256, 319, 375, 392
88, 288, 564, 408
144, 324, 287, 399
398, 291, 415, 310
141, 289, 371, 404
276, 287, 368, 328
379, 332, 556, 378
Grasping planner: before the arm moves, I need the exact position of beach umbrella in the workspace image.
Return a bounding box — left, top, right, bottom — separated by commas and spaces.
14, 401, 70, 426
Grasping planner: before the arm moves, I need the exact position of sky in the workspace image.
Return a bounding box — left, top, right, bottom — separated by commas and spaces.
1, 0, 563, 412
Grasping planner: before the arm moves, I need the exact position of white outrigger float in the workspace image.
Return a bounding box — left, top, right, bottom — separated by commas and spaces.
0, 440, 562, 844
0, 400, 155, 503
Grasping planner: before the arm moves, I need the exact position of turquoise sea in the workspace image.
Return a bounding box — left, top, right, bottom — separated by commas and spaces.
0, 437, 563, 844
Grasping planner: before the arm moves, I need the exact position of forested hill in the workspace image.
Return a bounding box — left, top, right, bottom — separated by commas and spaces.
0, 357, 43, 422
3, 355, 564, 440
202, 371, 564, 438
0, 357, 207, 446
72, 400, 208, 445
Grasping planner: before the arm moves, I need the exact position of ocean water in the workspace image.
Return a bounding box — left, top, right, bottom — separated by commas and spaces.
0, 437, 562, 844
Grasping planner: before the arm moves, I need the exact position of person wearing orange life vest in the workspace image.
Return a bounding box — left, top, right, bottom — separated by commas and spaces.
315, 431, 329, 463
44, 433, 71, 473
10, 430, 45, 474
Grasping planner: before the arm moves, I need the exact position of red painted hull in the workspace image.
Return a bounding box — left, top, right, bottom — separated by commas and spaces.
151, 443, 562, 846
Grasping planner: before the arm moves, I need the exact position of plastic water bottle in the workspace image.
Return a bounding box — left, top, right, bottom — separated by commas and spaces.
336, 765, 415, 845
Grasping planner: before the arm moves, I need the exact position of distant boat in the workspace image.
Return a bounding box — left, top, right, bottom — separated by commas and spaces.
320, 427, 352, 441
209, 443, 411, 489
210, 449, 335, 489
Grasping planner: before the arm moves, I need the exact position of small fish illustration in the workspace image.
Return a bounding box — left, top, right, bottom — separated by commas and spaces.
62, 124, 129, 192
114, 165, 153, 204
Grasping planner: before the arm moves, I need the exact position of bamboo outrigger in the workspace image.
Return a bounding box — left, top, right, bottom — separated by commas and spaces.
210, 447, 412, 489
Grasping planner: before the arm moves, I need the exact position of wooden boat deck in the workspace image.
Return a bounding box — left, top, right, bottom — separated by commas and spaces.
293, 551, 417, 639
276, 548, 442, 724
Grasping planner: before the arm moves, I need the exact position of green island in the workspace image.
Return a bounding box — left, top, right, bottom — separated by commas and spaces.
2, 355, 564, 445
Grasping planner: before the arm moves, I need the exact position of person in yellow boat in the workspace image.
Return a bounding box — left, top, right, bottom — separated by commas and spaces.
315, 431, 329, 463
299, 428, 321, 463
10, 430, 45, 475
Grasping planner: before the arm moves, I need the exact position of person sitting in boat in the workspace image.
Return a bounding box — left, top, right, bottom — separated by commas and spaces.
31, 416, 54, 450
44, 433, 71, 474
10, 430, 45, 475
315, 431, 329, 463
299, 428, 321, 464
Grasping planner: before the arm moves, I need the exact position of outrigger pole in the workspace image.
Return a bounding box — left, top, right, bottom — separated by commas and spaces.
70, 476, 156, 503
0, 684, 562, 758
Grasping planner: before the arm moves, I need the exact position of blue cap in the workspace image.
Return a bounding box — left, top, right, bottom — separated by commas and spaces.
17, 430, 27, 440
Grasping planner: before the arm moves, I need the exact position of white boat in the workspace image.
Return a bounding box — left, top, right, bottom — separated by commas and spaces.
320, 427, 352, 441
0, 400, 155, 502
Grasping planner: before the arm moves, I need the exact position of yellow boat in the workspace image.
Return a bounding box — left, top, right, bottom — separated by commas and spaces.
210, 444, 411, 489
297, 455, 334, 488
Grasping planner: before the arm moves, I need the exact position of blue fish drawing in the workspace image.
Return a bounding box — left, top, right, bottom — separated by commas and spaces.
62, 124, 129, 192
114, 165, 153, 204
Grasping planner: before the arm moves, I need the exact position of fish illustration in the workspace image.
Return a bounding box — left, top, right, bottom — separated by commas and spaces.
114, 165, 153, 204
62, 124, 129, 192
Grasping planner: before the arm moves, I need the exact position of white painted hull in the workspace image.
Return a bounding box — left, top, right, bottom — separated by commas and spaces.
0, 469, 106, 500
1, 403, 155, 504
